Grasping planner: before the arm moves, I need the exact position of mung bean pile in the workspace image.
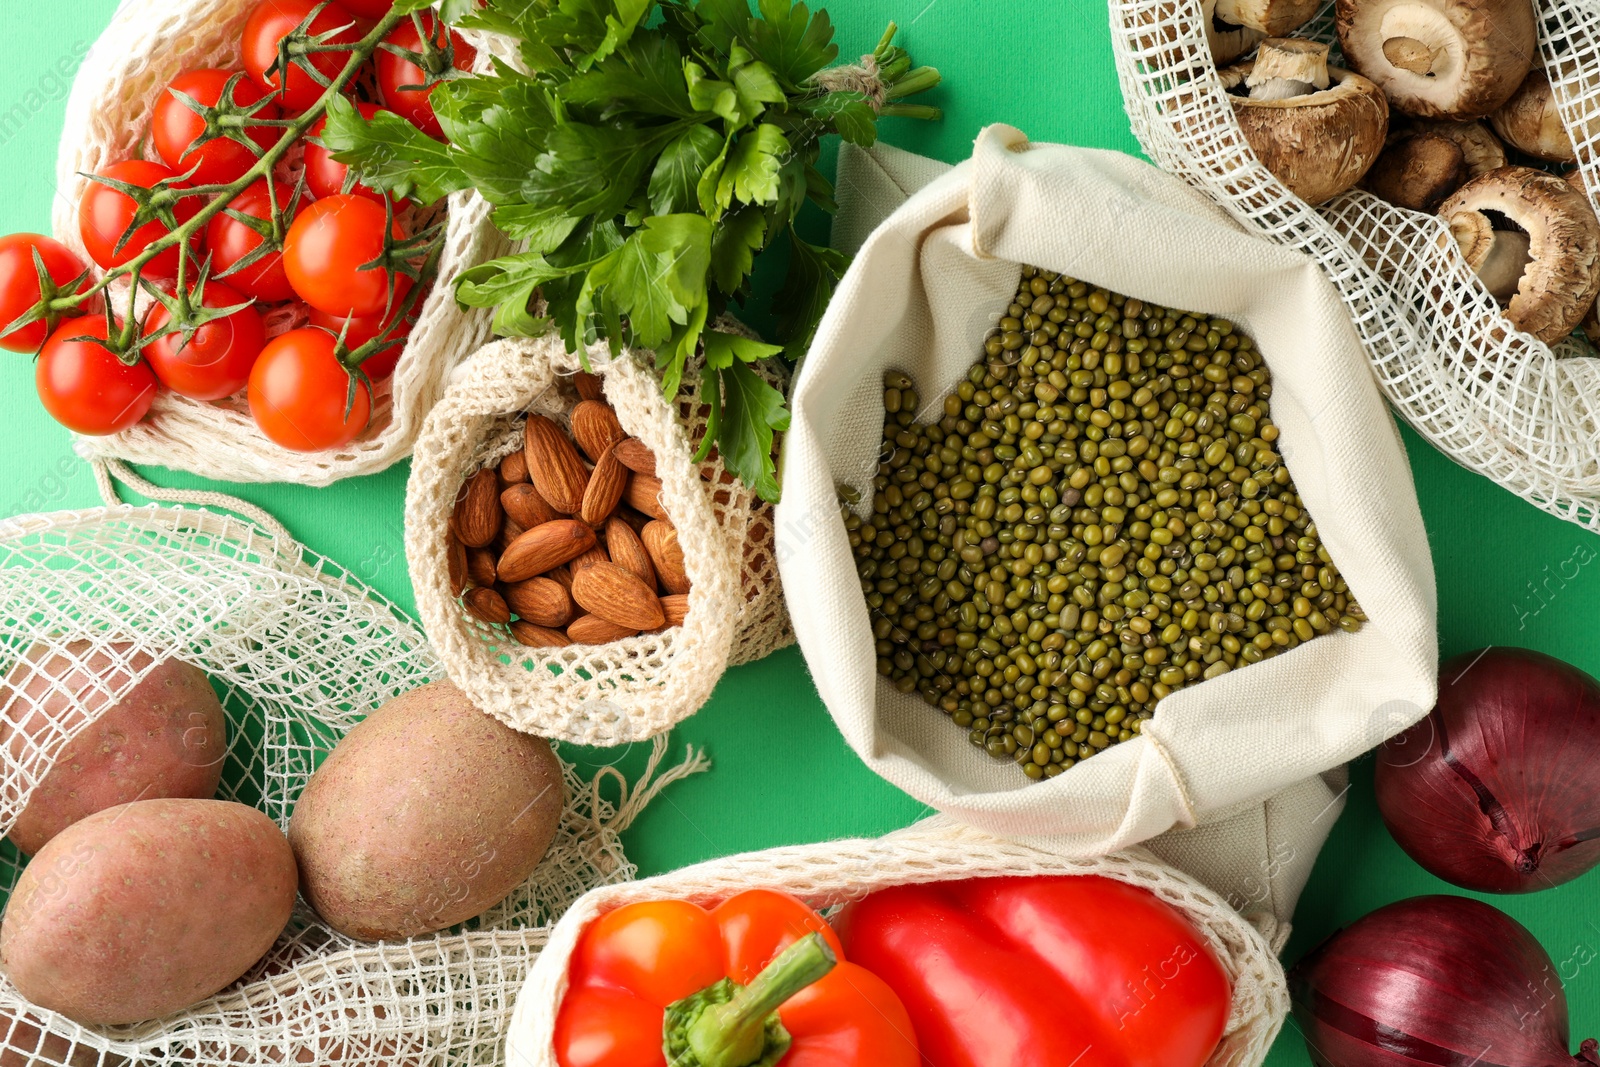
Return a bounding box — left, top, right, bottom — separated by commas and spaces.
848, 266, 1364, 782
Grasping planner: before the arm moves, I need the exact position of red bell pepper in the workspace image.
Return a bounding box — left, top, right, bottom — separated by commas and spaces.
835, 874, 1232, 1067
554, 888, 919, 1067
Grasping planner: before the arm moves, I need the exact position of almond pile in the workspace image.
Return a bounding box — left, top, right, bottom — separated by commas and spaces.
447, 373, 692, 648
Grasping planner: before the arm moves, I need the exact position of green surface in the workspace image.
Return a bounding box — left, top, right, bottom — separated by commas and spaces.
3, 1, 1600, 1062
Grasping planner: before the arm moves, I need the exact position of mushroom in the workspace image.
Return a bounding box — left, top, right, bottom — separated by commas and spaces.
1203, 0, 1268, 64
1334, 0, 1535, 120
1426, 119, 1509, 176
1566, 169, 1600, 341
1438, 166, 1600, 343
1490, 70, 1576, 164
1221, 38, 1390, 204
1361, 130, 1467, 210
1214, 0, 1321, 37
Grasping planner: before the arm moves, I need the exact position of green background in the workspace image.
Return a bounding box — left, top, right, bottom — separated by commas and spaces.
5, 1, 1599, 1061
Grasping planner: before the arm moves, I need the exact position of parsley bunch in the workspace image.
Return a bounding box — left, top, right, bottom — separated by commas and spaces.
324, 0, 940, 499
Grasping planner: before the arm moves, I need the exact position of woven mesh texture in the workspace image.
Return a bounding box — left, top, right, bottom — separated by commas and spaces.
1109, 0, 1600, 530
53, 0, 511, 486
0, 505, 697, 1066
506, 816, 1288, 1067
405, 329, 793, 747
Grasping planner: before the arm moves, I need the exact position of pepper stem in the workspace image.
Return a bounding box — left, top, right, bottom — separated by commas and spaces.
684, 934, 836, 1067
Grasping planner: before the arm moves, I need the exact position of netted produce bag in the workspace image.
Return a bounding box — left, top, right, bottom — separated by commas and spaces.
53, 0, 509, 486
0, 504, 700, 1066
1108, 0, 1600, 531
778, 126, 1437, 863
505, 816, 1289, 1067
405, 332, 792, 747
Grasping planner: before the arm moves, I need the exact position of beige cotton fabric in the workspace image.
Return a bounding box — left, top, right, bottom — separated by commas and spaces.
505, 816, 1289, 1067
777, 126, 1437, 891
55, 0, 510, 486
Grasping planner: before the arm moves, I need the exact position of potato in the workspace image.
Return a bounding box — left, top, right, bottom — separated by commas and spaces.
289, 680, 564, 941
2, 640, 227, 855
0, 799, 297, 1026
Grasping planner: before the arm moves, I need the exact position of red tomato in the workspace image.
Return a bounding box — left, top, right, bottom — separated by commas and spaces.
309, 304, 410, 379
0, 234, 90, 353
78, 160, 202, 279
304, 104, 411, 210
142, 281, 266, 401
283, 194, 411, 318
377, 12, 477, 138
151, 69, 282, 186
248, 327, 371, 450
35, 317, 157, 436
241, 0, 362, 114
341, 0, 393, 16
206, 179, 299, 304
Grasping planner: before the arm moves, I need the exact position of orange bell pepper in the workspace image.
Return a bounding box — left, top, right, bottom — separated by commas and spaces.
554, 888, 919, 1067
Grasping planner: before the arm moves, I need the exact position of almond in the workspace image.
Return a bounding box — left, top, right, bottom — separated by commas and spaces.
572, 370, 605, 402
659, 593, 689, 628
497, 519, 596, 582
623, 471, 668, 520
504, 577, 573, 628
498, 449, 530, 488
604, 516, 656, 588
446, 534, 468, 596
580, 447, 628, 526
510, 621, 571, 648
642, 520, 690, 594
452, 467, 502, 547
523, 414, 590, 514
571, 542, 609, 574
566, 614, 640, 645
467, 547, 499, 588
571, 400, 627, 463
463, 587, 511, 625
496, 516, 527, 554
501, 483, 556, 529
613, 437, 657, 477
571, 561, 665, 630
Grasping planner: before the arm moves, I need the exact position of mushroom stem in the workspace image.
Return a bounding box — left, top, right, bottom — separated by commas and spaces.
1246, 37, 1332, 101
1475, 230, 1532, 301
1382, 35, 1436, 74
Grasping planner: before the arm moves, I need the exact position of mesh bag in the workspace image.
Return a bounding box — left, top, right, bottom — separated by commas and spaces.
0, 504, 703, 1066
405, 331, 792, 747
1109, 0, 1600, 531
52, 0, 511, 486
505, 816, 1289, 1067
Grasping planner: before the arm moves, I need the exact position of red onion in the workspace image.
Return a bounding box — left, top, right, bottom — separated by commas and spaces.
1375, 647, 1600, 893
1289, 895, 1598, 1067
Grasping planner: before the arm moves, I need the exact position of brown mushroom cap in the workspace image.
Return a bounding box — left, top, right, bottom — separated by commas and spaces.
1490, 70, 1576, 164
1361, 131, 1467, 211
1204, 0, 1269, 63
1565, 170, 1600, 341
1216, 0, 1321, 36
1438, 166, 1600, 343
1335, 0, 1535, 120
1423, 120, 1508, 177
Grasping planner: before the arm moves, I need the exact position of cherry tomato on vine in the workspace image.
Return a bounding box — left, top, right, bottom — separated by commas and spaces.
283, 194, 411, 318
309, 303, 409, 380
0, 234, 91, 353
241, 0, 362, 114
340, 0, 394, 17
78, 160, 203, 279
207, 179, 299, 304
152, 69, 282, 186
35, 317, 158, 436
304, 104, 411, 210
142, 281, 266, 402
248, 327, 371, 450
377, 12, 477, 139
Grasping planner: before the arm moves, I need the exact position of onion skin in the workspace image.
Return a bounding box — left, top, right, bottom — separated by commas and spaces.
1375, 648, 1600, 894
1289, 895, 1599, 1067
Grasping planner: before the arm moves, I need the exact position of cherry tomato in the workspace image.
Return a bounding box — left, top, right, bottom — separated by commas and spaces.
377, 12, 477, 138
207, 179, 300, 304
151, 69, 282, 186
283, 194, 411, 318
0, 234, 90, 353
248, 327, 371, 450
341, 0, 393, 16
241, 0, 362, 114
78, 160, 202, 279
35, 317, 157, 436
142, 281, 266, 402
304, 104, 411, 210
309, 303, 410, 379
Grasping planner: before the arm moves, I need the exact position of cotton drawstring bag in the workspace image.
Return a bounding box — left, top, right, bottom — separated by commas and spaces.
504, 816, 1290, 1067
53, 0, 509, 486
0, 504, 702, 1066
1109, 0, 1600, 532
777, 125, 1437, 869
405, 331, 792, 747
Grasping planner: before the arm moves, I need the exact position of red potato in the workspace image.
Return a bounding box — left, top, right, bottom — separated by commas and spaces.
2, 641, 227, 856
0, 799, 298, 1026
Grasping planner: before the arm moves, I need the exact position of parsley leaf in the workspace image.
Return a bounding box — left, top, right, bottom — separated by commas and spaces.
321, 95, 468, 204
715, 123, 790, 208
710, 208, 767, 294
649, 126, 724, 216
714, 360, 790, 500
773, 228, 849, 357
746, 0, 839, 87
